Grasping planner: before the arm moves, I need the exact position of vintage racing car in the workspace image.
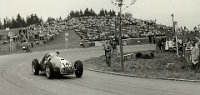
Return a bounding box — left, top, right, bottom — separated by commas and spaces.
31, 51, 83, 79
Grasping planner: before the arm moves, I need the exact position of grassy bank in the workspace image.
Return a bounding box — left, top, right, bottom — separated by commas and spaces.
83, 50, 200, 80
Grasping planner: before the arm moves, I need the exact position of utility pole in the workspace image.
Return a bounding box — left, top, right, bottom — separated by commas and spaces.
171, 14, 179, 57
119, 2, 124, 71
111, 0, 137, 71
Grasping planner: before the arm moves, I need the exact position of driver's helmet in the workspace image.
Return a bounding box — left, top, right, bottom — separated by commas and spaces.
55, 50, 59, 55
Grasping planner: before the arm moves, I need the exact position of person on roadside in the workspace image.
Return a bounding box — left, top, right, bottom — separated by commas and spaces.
103, 41, 112, 67
25, 39, 31, 52
80, 39, 85, 48
153, 32, 156, 44
112, 39, 117, 54
178, 38, 183, 56
193, 37, 200, 72
190, 42, 199, 71
185, 38, 192, 50
148, 32, 152, 44
157, 38, 162, 50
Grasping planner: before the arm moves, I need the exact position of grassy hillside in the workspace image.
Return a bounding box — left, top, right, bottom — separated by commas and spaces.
68, 30, 81, 48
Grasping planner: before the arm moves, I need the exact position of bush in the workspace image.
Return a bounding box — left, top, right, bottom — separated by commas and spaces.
143, 53, 151, 59
150, 52, 154, 58
135, 52, 143, 58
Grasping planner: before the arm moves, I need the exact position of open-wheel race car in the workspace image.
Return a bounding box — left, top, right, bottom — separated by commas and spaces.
31, 51, 83, 79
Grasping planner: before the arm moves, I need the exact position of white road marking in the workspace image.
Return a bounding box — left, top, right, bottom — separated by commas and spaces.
16, 62, 33, 81
19, 62, 26, 67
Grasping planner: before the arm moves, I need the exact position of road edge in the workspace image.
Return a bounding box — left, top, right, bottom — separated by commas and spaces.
84, 67, 200, 82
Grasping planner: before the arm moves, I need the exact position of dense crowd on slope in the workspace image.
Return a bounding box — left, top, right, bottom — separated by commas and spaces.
0, 19, 65, 51
66, 16, 170, 42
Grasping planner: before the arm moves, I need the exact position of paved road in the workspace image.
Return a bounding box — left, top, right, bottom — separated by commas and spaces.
0, 45, 199, 95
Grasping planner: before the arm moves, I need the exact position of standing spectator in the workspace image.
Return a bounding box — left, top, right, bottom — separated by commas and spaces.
190, 42, 199, 71
168, 39, 175, 51
104, 41, 112, 67
148, 33, 152, 44
165, 39, 169, 51
157, 39, 162, 50
16, 43, 19, 50
112, 39, 117, 54
186, 38, 192, 50
161, 38, 166, 51
80, 39, 85, 48
153, 32, 156, 44
178, 38, 183, 56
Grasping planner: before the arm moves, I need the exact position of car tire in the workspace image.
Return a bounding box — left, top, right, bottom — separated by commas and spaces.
32, 59, 40, 75
74, 60, 83, 78
46, 62, 54, 79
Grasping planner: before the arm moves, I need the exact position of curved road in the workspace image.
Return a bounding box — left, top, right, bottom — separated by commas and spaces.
0, 45, 199, 95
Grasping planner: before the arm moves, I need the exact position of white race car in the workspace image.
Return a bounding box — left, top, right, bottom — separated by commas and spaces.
32, 52, 83, 79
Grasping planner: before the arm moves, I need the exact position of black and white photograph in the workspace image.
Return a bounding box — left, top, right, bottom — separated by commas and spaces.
0, 0, 200, 95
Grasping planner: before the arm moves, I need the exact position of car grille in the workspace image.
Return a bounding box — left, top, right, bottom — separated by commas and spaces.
61, 67, 74, 74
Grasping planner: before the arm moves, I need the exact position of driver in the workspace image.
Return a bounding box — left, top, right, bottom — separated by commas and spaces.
40, 50, 59, 64
48, 50, 59, 57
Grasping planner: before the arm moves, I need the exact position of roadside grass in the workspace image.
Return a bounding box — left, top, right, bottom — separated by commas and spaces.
68, 30, 81, 48
83, 50, 200, 80
124, 36, 166, 45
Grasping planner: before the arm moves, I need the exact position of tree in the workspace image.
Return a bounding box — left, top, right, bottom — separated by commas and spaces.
74, 11, 80, 17
111, 10, 116, 17
33, 14, 40, 25
3, 17, 12, 28
124, 12, 133, 19
90, 8, 96, 16
11, 17, 17, 28
70, 10, 75, 17
84, 8, 89, 16
3, 18, 8, 28
59, 16, 62, 20
26, 14, 42, 26
16, 13, 22, 27
39, 17, 44, 25
104, 9, 108, 16
26, 15, 32, 26
99, 8, 105, 16
0, 20, 3, 29
80, 10, 83, 16
46, 17, 55, 24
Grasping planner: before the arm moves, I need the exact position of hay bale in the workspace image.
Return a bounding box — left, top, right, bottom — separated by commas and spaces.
143, 53, 151, 59
150, 52, 154, 58
135, 52, 143, 58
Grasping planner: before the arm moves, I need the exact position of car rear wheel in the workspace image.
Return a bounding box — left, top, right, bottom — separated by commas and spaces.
46, 62, 54, 79
74, 60, 83, 78
32, 59, 40, 75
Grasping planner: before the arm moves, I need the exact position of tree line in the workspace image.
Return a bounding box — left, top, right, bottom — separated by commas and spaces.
0, 8, 133, 30
0, 13, 43, 29
69, 8, 116, 17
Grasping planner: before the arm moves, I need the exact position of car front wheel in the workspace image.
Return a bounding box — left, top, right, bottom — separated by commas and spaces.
32, 59, 40, 75
46, 62, 54, 79
74, 60, 83, 78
